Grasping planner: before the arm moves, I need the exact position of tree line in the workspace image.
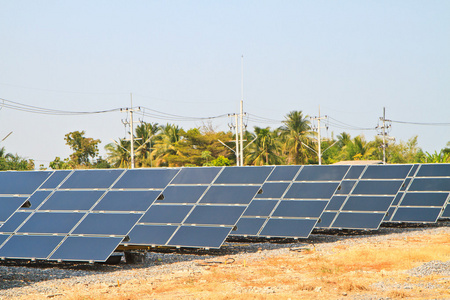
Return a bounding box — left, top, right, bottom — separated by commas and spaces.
1, 110, 449, 171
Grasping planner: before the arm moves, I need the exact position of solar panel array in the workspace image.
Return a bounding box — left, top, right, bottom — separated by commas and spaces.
0, 163, 448, 263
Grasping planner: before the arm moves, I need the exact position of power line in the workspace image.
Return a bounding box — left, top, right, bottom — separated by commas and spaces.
389, 119, 450, 126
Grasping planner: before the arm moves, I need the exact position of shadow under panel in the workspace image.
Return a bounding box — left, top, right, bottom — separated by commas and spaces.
231, 218, 266, 236
50, 236, 124, 262
331, 212, 385, 229
170, 167, 221, 184
259, 218, 317, 238
0, 235, 64, 259
39, 191, 104, 211
72, 213, 141, 236
93, 190, 161, 212
159, 186, 208, 204
113, 169, 179, 189
167, 226, 232, 248
60, 170, 124, 189
391, 207, 442, 223
127, 224, 178, 245
0, 171, 53, 194
295, 165, 349, 181
140, 205, 193, 224
0, 197, 29, 222
199, 186, 261, 205
17, 212, 85, 234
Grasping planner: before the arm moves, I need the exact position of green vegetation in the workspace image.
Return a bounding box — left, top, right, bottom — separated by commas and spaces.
1, 110, 449, 170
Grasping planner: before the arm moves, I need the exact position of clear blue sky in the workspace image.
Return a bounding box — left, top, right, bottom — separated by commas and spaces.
0, 1, 449, 167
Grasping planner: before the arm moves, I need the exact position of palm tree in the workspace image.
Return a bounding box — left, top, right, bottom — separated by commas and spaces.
245, 126, 283, 165
339, 135, 377, 161
151, 124, 184, 167
134, 122, 160, 167
105, 139, 131, 168
279, 110, 313, 164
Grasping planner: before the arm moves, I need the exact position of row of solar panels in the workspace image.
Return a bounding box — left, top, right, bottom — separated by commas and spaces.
0, 164, 449, 263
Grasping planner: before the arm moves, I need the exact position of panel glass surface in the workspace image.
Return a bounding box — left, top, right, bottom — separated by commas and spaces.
140, 205, 193, 224
416, 164, 450, 177
335, 181, 356, 195
391, 207, 442, 222
231, 218, 266, 236
17, 212, 85, 234
214, 166, 273, 184
384, 207, 396, 221
72, 213, 141, 235
39, 191, 104, 211
344, 166, 365, 179
255, 182, 290, 199
0, 234, 8, 246
284, 182, 339, 199
408, 164, 419, 177
127, 224, 178, 245
267, 166, 301, 181
441, 205, 450, 218
93, 190, 160, 212
167, 226, 232, 248
0, 197, 29, 222
315, 212, 336, 228
362, 165, 411, 179
60, 170, 123, 189
295, 165, 349, 181
50, 236, 124, 262
392, 192, 404, 206
272, 200, 327, 218
0, 171, 52, 194
170, 167, 221, 184
352, 181, 403, 195
22, 191, 52, 211
400, 178, 411, 191
0, 212, 31, 233
400, 193, 448, 207
160, 186, 208, 203
199, 186, 261, 205
184, 206, 245, 226
325, 196, 347, 211
408, 178, 450, 192
331, 212, 385, 229
342, 196, 394, 212
243, 200, 278, 217
40, 170, 71, 189
260, 219, 317, 238
0, 235, 64, 259
113, 169, 179, 189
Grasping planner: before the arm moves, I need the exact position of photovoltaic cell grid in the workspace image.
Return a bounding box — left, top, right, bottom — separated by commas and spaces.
386, 164, 450, 223
126, 166, 274, 248
0, 169, 176, 262
231, 165, 348, 238
317, 165, 412, 230
0, 163, 449, 263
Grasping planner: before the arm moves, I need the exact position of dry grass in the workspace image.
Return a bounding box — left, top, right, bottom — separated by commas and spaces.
14, 231, 450, 300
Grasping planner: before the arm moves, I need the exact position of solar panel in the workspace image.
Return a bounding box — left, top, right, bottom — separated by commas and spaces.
21, 191, 52, 211
71, 213, 142, 236
40, 170, 72, 189
170, 167, 221, 184
0, 235, 65, 260
92, 190, 161, 212
295, 165, 349, 181
39, 191, 105, 211
243, 200, 278, 217
0, 211, 31, 233
199, 186, 261, 204
214, 166, 273, 184
0, 171, 52, 194
157, 186, 208, 203
267, 165, 301, 181
260, 219, 318, 238
166, 226, 232, 248
0, 197, 29, 223
17, 212, 85, 234
60, 169, 124, 189
113, 168, 179, 189
140, 205, 193, 224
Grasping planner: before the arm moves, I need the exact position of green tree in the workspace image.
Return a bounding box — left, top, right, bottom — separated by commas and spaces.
105, 139, 131, 168
339, 135, 377, 161
280, 110, 313, 164
245, 126, 284, 165
135, 122, 160, 167
64, 131, 101, 167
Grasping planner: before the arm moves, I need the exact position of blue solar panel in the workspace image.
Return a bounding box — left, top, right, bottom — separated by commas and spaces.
127, 224, 178, 245
408, 178, 450, 192
50, 236, 124, 262
284, 182, 340, 199
243, 200, 278, 217
199, 186, 261, 205
267, 166, 301, 181
184, 206, 246, 226
22, 191, 51, 211
352, 181, 403, 195
159, 186, 208, 203
342, 196, 394, 212
0, 211, 31, 233
0, 171, 52, 194
416, 164, 450, 177
167, 226, 232, 248
362, 165, 412, 179
40, 170, 71, 189
72, 213, 141, 235
260, 219, 318, 238
93, 190, 160, 212
315, 212, 337, 228
344, 166, 365, 179
255, 182, 290, 199
60, 169, 124, 189
17, 212, 85, 234
170, 167, 221, 184
233, 218, 267, 236
113, 169, 179, 189
39, 191, 104, 211
214, 166, 273, 184
391, 207, 442, 223
140, 205, 193, 224
332, 212, 386, 229
0, 235, 65, 259
295, 165, 349, 181
0, 197, 29, 222
399, 193, 448, 207
271, 201, 327, 218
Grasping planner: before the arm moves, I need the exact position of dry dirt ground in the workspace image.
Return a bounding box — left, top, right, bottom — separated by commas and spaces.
1, 222, 449, 299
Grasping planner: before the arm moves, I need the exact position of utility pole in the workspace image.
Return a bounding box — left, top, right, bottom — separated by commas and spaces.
377, 107, 392, 164
311, 106, 327, 165
120, 93, 140, 169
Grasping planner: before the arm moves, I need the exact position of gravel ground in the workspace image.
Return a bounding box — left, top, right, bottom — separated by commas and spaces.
0, 221, 449, 299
